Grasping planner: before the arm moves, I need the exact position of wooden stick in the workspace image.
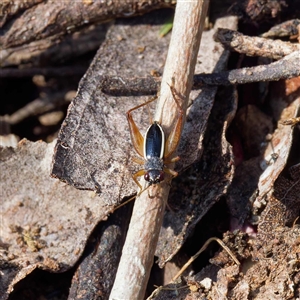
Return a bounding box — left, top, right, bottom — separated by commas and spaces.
109, 1, 210, 299
214, 28, 300, 60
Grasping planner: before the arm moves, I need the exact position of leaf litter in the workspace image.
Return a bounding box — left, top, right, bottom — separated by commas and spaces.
1, 6, 300, 300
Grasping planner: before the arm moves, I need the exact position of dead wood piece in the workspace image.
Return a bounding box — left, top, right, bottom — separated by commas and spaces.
195, 50, 300, 86
0, 0, 175, 49
68, 203, 132, 300
0, 0, 43, 27
0, 22, 110, 67
214, 28, 300, 60
261, 19, 300, 38
257, 77, 300, 200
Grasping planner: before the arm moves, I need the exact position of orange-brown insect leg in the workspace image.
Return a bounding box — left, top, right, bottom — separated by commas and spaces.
132, 157, 145, 165
164, 155, 180, 165
164, 83, 184, 159
163, 167, 178, 178
132, 169, 146, 193
127, 112, 144, 158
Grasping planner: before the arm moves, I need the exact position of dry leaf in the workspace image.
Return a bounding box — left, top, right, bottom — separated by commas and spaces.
0, 140, 111, 296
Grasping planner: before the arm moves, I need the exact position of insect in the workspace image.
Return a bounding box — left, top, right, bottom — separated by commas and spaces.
126, 84, 184, 192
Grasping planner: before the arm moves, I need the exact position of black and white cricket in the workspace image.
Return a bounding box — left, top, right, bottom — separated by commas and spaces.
126, 84, 184, 192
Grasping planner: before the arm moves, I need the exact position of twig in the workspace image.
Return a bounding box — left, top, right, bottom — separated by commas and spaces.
147, 237, 240, 300
4, 92, 71, 125
214, 28, 300, 60
261, 19, 300, 39
193, 50, 300, 86
109, 1, 210, 299
171, 237, 240, 281
101, 50, 300, 93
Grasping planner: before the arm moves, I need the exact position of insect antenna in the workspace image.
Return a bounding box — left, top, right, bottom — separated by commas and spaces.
112, 185, 151, 212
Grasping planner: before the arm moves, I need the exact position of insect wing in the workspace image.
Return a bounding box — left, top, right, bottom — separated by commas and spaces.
144, 123, 165, 159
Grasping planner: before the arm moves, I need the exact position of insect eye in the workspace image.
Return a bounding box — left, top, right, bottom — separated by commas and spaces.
144, 172, 150, 182
159, 172, 164, 181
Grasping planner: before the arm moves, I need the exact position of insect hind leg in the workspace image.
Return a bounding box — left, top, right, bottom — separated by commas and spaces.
164, 81, 184, 159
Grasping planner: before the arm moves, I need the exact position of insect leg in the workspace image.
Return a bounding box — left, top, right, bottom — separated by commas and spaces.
132, 157, 145, 165
163, 167, 178, 178
132, 169, 146, 193
164, 156, 180, 165
164, 83, 184, 159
